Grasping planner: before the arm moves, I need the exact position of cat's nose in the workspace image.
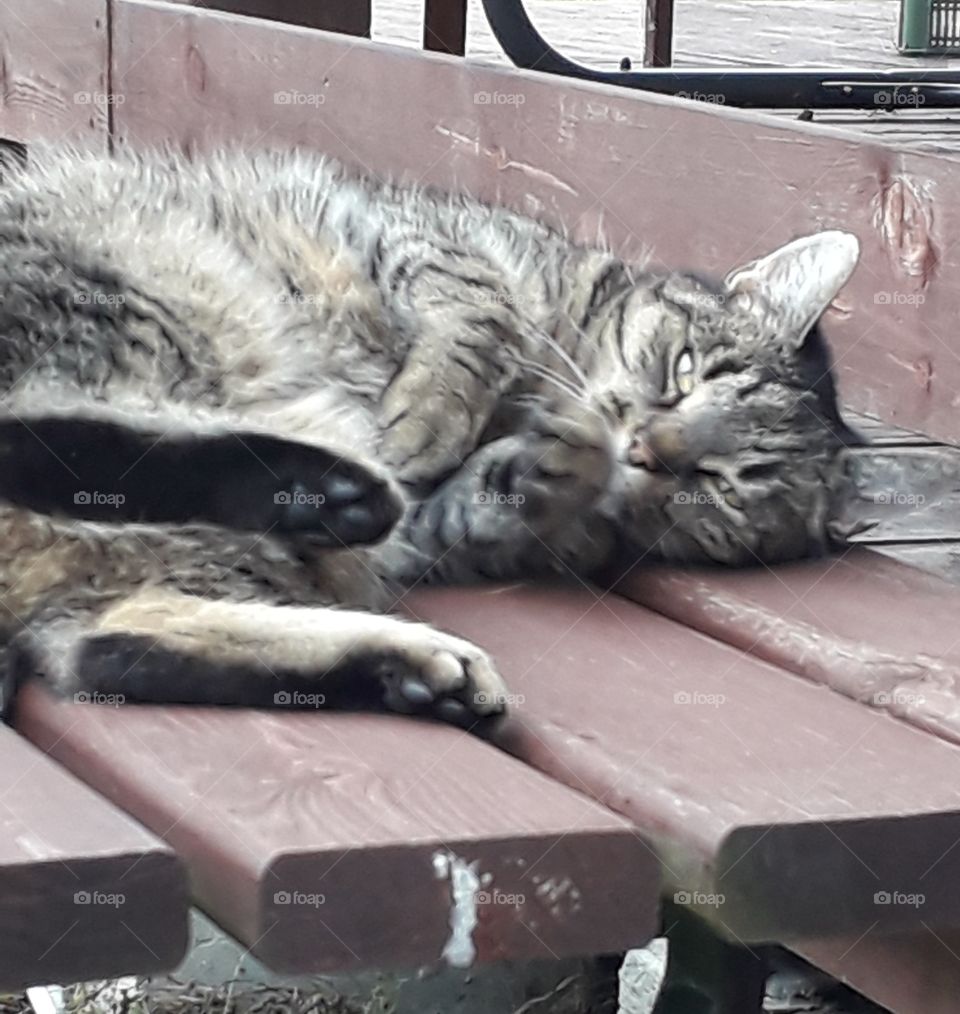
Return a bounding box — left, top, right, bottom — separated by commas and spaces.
628, 420, 689, 473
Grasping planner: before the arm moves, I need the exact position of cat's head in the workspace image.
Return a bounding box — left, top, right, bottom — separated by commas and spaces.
587, 230, 861, 566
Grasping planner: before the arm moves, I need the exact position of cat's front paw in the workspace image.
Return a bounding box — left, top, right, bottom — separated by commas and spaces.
503, 401, 614, 527
376, 625, 509, 726
379, 388, 475, 487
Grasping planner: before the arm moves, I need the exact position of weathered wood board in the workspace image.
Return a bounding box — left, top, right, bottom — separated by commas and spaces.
617, 548, 960, 745
411, 584, 960, 943
797, 930, 960, 1014
110, 0, 960, 448
0, 723, 188, 991
16, 684, 658, 973
0, 0, 109, 146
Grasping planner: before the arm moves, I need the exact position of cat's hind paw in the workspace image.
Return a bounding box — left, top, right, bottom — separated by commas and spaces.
375, 626, 510, 726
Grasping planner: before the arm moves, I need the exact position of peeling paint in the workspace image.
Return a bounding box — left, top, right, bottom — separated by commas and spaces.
872, 176, 937, 286
435, 125, 578, 196
532, 873, 583, 918
433, 850, 481, 968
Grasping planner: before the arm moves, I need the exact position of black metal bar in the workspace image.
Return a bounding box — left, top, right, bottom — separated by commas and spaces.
481, 0, 960, 108
643, 0, 674, 67
423, 0, 467, 56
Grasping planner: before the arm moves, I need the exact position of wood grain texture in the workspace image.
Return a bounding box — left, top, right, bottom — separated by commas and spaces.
0, 723, 187, 991
15, 684, 657, 974
616, 548, 960, 747
0, 0, 109, 145
410, 584, 960, 943
111, 0, 960, 445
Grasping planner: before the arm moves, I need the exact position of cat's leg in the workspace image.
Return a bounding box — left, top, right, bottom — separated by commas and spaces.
382, 398, 619, 585
0, 409, 401, 545
18, 589, 508, 723
378, 267, 527, 487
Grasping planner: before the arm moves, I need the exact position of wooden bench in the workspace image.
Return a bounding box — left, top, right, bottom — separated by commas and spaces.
0, 724, 188, 991
6, 2, 960, 1011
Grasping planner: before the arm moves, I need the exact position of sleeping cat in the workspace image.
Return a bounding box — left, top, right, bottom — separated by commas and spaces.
0, 144, 859, 722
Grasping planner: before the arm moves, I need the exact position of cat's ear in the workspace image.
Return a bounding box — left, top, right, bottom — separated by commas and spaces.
723, 231, 860, 346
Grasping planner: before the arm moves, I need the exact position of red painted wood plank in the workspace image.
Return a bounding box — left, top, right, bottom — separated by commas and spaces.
616, 548, 960, 747
409, 584, 960, 943
16, 685, 657, 974
0, 724, 187, 991
111, 0, 960, 442
0, 0, 109, 145
796, 931, 960, 1014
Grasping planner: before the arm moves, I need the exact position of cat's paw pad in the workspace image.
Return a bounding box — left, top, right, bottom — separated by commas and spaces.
378, 627, 509, 725
217, 433, 404, 545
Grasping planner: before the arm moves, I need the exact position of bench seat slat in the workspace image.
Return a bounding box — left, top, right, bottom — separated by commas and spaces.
410, 584, 960, 943
617, 548, 960, 746
16, 686, 658, 974
0, 723, 187, 991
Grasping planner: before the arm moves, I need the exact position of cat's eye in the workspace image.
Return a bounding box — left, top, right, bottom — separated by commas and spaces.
674, 350, 696, 396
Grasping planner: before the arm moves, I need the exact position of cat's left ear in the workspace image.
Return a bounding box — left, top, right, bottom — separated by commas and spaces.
723, 231, 860, 346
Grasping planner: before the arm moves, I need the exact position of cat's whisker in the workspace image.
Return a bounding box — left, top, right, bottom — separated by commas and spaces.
522, 327, 589, 391
512, 356, 585, 402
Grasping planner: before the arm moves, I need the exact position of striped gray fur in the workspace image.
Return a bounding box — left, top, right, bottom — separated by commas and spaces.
0, 145, 859, 719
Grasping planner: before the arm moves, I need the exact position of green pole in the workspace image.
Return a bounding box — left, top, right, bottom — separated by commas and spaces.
899, 0, 934, 54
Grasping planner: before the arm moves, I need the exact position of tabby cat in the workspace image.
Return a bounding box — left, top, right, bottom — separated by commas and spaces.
0, 145, 859, 723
